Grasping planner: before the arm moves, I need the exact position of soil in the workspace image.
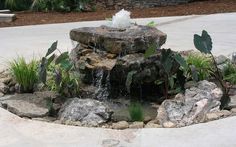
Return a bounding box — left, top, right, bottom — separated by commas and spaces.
0, 0, 236, 28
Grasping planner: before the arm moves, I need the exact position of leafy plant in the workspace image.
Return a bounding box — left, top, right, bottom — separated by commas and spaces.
4, 0, 32, 11
223, 62, 236, 85
186, 53, 213, 81
39, 41, 80, 97
31, 0, 92, 12
194, 30, 230, 109
9, 57, 38, 93
128, 102, 144, 122
146, 21, 157, 27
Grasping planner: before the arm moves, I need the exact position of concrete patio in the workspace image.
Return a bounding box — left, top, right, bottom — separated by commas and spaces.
0, 107, 236, 147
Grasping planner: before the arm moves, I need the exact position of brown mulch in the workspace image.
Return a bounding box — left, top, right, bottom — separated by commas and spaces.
0, 0, 236, 27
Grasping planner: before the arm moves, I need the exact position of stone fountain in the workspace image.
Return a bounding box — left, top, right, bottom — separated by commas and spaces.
70, 23, 168, 100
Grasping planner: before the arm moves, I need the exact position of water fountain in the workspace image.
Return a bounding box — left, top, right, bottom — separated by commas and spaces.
70, 9, 168, 100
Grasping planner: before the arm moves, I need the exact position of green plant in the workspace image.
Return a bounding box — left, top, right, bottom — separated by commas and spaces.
223, 62, 236, 85
146, 21, 157, 27
186, 52, 213, 81
145, 46, 187, 99
9, 57, 38, 93
31, 0, 92, 12
128, 102, 144, 121
194, 30, 230, 109
4, 0, 32, 11
0, 0, 6, 9
39, 41, 80, 97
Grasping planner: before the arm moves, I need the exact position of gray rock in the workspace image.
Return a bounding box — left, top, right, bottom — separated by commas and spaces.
58, 98, 113, 127
1, 100, 49, 118
163, 121, 176, 128
205, 113, 221, 121
0, 92, 61, 118
157, 80, 222, 127
145, 123, 162, 128
0, 82, 9, 94
70, 25, 166, 54
215, 55, 229, 65
0, 92, 4, 97
229, 95, 236, 108
112, 121, 129, 129
219, 110, 232, 117
231, 108, 236, 113
143, 116, 152, 123
129, 121, 144, 129
0, 77, 12, 84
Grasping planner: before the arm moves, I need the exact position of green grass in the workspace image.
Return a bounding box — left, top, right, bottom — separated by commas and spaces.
186, 52, 213, 81
223, 62, 236, 85
128, 102, 144, 122
9, 57, 38, 93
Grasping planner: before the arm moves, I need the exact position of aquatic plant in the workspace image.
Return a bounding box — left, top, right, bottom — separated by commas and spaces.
194, 30, 230, 109
129, 102, 144, 122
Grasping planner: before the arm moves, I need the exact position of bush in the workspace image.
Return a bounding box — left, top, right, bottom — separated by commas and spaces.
186, 52, 213, 81
128, 102, 144, 122
4, 0, 32, 11
9, 57, 38, 93
31, 0, 92, 12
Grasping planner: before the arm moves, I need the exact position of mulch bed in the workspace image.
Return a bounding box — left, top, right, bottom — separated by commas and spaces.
0, 0, 236, 27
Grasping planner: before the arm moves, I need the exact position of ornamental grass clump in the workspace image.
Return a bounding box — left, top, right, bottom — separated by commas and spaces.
129, 102, 144, 122
186, 52, 213, 81
10, 57, 38, 93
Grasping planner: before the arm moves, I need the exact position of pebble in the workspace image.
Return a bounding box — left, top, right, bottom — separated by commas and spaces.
112, 121, 129, 130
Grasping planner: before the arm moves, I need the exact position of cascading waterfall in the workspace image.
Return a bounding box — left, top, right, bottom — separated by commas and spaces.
93, 69, 111, 100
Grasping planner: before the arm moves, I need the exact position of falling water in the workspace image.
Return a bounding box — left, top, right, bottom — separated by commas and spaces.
71, 40, 78, 48
93, 69, 111, 100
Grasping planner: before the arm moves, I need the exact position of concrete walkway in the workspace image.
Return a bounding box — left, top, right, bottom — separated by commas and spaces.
0, 107, 236, 147
0, 13, 236, 69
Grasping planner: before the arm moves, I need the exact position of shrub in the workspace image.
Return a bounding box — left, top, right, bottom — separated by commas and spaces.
9, 57, 38, 93
4, 0, 32, 11
128, 102, 144, 122
186, 52, 213, 81
31, 0, 93, 12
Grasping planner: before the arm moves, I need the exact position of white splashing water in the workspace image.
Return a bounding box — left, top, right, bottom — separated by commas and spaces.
111, 9, 132, 28
93, 69, 110, 100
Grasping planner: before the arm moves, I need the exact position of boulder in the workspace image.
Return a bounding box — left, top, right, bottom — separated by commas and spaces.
1, 100, 49, 118
58, 98, 113, 127
70, 25, 166, 55
157, 80, 222, 127
0, 92, 60, 118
